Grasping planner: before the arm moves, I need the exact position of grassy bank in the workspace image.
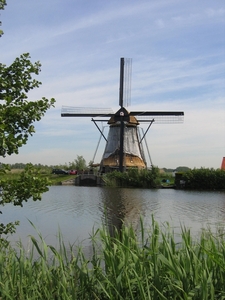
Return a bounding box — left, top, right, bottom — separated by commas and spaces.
49, 173, 74, 185
0, 219, 225, 299
0, 168, 75, 185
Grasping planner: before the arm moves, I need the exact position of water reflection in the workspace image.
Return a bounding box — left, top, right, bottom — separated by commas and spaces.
1, 186, 225, 248
99, 187, 143, 236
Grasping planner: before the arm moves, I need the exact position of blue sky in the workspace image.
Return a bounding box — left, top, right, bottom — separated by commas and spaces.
1, 0, 225, 169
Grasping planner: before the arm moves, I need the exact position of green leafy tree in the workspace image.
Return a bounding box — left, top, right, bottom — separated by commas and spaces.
0, 53, 55, 156
0, 2, 55, 239
73, 155, 86, 171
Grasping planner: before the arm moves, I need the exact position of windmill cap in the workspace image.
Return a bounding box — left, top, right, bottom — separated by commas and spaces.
108, 107, 139, 125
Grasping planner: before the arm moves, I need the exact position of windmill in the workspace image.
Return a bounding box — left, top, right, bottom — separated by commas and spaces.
61, 58, 184, 173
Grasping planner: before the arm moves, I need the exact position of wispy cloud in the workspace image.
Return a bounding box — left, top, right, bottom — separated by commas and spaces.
1, 0, 224, 168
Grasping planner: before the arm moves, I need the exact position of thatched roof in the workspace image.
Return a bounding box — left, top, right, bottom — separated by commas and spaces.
102, 154, 146, 169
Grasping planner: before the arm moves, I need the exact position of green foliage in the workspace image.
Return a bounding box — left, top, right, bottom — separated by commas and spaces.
162, 166, 190, 173
0, 164, 50, 238
181, 168, 225, 190
176, 166, 191, 172
104, 167, 160, 188
0, 0, 6, 10
68, 155, 87, 171
0, 53, 55, 156
0, 164, 50, 206
0, 219, 225, 299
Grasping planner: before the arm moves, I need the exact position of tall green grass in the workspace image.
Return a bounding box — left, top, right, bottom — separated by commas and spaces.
0, 218, 225, 299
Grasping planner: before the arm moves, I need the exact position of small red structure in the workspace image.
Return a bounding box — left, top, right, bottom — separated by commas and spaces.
221, 157, 225, 170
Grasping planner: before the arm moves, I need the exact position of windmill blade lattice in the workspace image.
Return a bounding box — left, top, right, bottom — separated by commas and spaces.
61, 106, 114, 117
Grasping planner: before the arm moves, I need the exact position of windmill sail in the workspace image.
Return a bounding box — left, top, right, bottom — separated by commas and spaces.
119, 58, 132, 108
61, 106, 114, 117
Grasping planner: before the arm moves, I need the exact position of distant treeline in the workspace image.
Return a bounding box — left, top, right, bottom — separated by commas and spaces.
4, 155, 87, 171
4, 163, 51, 169
163, 166, 191, 173
7, 163, 190, 171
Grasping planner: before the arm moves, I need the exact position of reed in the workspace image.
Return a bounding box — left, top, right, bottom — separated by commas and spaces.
0, 218, 224, 299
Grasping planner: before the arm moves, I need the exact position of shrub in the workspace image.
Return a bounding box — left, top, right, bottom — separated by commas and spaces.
104, 167, 160, 188
181, 168, 225, 190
